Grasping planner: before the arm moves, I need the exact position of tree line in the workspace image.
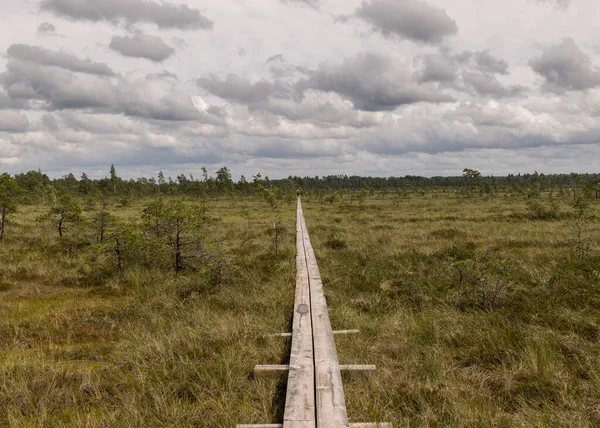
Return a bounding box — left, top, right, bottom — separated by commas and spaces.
3, 165, 599, 200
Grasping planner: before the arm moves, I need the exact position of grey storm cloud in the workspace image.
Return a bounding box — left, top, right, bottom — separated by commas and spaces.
1, 59, 118, 109
198, 74, 293, 104
415, 53, 456, 83
7, 44, 114, 76
0, 91, 24, 109
297, 52, 453, 111
109, 34, 175, 62
530, 38, 600, 93
415, 49, 524, 97
471, 51, 508, 75
117, 78, 215, 121
37, 22, 56, 34
41, 114, 59, 130
461, 72, 525, 97
356, 0, 458, 44
197, 72, 380, 128
58, 111, 137, 134
40, 0, 213, 30
1, 48, 220, 122
0, 109, 29, 132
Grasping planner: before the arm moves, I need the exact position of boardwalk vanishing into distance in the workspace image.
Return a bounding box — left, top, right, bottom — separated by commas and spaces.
238, 199, 390, 428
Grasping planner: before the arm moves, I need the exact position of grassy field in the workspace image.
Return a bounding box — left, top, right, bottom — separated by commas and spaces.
1, 191, 599, 427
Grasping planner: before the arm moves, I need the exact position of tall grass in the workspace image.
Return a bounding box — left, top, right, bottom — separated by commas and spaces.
0, 192, 598, 426
305, 192, 600, 427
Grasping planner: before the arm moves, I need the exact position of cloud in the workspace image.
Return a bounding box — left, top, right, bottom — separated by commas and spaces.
461, 72, 525, 97
356, 0, 458, 44
198, 74, 293, 105
198, 72, 382, 128
147, 70, 179, 82
0, 109, 29, 132
109, 34, 175, 62
415, 52, 456, 83
57, 111, 140, 134
297, 52, 453, 111
7, 44, 114, 76
352, 99, 599, 157
1, 50, 221, 122
530, 38, 600, 93
37, 22, 56, 35
1, 59, 118, 109
280, 0, 320, 8
118, 77, 221, 121
535, 0, 569, 10
0, 91, 24, 109
40, 0, 213, 30
470, 51, 509, 75
265, 54, 284, 64
415, 49, 525, 97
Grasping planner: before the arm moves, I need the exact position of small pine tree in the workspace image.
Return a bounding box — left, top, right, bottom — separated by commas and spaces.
38, 195, 84, 238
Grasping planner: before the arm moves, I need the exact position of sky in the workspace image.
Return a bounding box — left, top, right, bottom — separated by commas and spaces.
0, 0, 599, 179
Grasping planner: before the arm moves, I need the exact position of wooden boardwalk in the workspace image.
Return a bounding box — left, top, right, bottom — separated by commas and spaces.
238, 199, 390, 428
283, 199, 316, 427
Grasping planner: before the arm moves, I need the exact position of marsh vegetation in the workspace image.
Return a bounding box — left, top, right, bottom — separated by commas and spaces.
0, 168, 599, 426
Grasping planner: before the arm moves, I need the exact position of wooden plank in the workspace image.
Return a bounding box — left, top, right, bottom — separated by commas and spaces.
239, 199, 389, 428
268, 329, 360, 338
254, 364, 375, 375
340, 365, 376, 372
297, 200, 349, 428
282, 200, 316, 427
254, 364, 290, 376
333, 329, 360, 336
236, 425, 283, 428
349, 424, 393, 428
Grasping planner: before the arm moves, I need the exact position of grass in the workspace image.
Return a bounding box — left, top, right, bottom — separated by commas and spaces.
0, 191, 598, 426
303, 192, 600, 427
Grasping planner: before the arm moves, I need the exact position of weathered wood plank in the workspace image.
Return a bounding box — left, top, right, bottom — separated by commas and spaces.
254, 364, 290, 376
282, 201, 316, 427
268, 329, 360, 338
349, 424, 393, 428
297, 200, 349, 428
240, 200, 390, 428
236, 425, 284, 428
254, 364, 375, 375
340, 365, 376, 372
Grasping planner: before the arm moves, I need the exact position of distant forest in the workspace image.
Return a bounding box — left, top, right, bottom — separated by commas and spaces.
3, 166, 600, 201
